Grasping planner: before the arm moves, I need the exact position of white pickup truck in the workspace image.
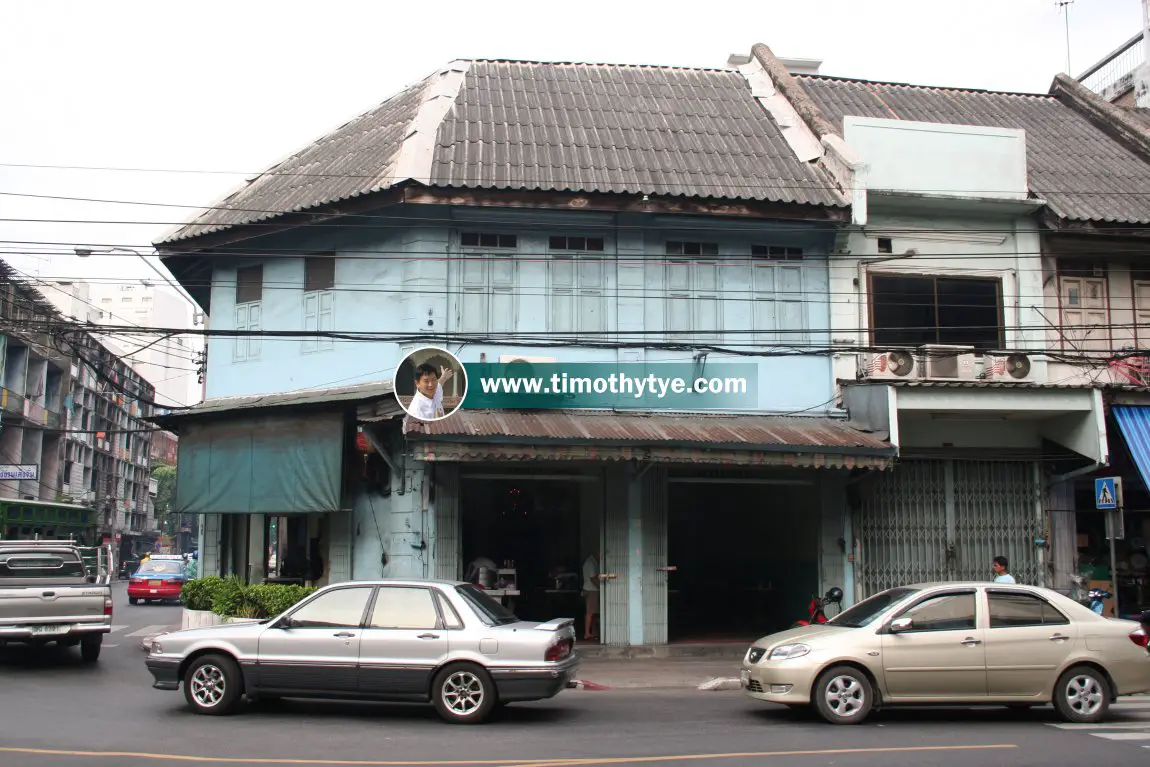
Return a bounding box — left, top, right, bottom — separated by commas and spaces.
0, 539, 114, 662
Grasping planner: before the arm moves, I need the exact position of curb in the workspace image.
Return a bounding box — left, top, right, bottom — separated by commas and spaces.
697, 677, 742, 691
567, 679, 614, 691
140, 632, 167, 652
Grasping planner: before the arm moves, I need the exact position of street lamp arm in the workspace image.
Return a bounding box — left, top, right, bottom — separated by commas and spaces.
74, 246, 202, 313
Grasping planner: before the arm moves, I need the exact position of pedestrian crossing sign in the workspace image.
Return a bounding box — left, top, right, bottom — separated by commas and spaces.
1095, 476, 1120, 510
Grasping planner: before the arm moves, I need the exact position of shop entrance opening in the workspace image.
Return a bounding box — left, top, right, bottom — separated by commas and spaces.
667, 479, 819, 642
459, 475, 601, 639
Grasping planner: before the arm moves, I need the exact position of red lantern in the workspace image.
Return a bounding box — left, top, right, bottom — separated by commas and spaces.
355, 431, 373, 453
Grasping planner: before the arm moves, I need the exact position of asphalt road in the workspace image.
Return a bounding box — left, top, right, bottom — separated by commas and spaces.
1, 583, 1149, 767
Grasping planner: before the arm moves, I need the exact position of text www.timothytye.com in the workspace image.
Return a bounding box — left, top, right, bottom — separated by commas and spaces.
478, 372, 749, 399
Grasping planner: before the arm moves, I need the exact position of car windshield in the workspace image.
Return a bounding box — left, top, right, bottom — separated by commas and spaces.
137, 560, 184, 575
456, 584, 518, 626
828, 587, 918, 628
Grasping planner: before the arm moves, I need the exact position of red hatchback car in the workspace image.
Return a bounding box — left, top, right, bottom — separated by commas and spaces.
128, 556, 188, 605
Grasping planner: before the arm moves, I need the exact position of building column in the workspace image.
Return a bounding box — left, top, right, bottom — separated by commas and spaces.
626, 470, 644, 646
1048, 480, 1077, 595
247, 514, 266, 583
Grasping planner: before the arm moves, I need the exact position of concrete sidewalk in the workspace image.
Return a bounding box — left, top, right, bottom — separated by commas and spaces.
572, 658, 744, 691
139, 635, 745, 691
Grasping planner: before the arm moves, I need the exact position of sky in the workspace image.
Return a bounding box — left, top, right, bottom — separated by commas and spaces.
0, 0, 1142, 398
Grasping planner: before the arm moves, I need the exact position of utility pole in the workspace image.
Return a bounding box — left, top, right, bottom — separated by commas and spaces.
1056, 0, 1075, 74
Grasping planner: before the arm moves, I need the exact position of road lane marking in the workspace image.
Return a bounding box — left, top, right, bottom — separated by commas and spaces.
110, 625, 129, 633
1093, 733, 1150, 740
124, 625, 173, 637
0, 744, 1018, 765
1049, 722, 1150, 730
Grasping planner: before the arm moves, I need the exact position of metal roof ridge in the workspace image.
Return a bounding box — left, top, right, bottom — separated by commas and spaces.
793, 72, 1054, 100
467, 57, 734, 73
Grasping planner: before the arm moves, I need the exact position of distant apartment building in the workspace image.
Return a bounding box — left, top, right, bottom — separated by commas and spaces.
44, 279, 201, 408
1, 260, 161, 555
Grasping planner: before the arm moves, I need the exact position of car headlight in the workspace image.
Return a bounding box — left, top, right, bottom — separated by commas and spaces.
747, 647, 766, 664
150, 641, 162, 655
768, 643, 811, 660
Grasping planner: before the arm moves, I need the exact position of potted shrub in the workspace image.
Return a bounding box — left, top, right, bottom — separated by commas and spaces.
179, 576, 316, 628
179, 576, 224, 630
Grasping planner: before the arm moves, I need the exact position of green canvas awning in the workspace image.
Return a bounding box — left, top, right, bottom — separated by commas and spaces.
174, 412, 345, 515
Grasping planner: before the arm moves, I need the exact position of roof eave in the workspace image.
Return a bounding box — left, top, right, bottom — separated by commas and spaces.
405, 431, 896, 458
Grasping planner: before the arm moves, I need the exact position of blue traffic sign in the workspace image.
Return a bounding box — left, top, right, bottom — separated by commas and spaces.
1095, 477, 1119, 510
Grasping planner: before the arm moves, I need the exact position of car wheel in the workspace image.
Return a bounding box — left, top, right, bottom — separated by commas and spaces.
79, 634, 102, 663
183, 654, 244, 715
813, 665, 873, 725
128, 597, 138, 605
432, 663, 497, 724
1053, 666, 1111, 724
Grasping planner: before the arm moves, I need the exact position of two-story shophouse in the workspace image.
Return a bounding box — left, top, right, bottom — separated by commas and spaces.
1031, 77, 1150, 618
738, 45, 1150, 611
150, 54, 910, 646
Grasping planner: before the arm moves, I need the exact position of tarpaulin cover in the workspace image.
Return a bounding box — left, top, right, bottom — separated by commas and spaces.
1113, 405, 1150, 494
174, 412, 344, 515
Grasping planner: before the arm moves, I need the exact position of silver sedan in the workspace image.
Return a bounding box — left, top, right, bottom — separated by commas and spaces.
146, 579, 580, 724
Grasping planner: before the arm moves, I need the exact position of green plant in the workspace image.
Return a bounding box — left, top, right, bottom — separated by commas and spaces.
180, 575, 223, 611
247, 583, 316, 618
209, 575, 249, 618
179, 576, 316, 619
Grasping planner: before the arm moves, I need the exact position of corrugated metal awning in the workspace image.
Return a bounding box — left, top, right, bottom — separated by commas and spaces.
404, 410, 895, 469
149, 381, 402, 430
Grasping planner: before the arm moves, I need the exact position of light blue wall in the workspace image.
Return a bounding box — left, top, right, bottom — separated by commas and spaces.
205, 206, 838, 415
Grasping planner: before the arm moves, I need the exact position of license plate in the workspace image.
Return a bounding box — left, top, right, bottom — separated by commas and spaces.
150, 589, 158, 594
29, 625, 67, 636
740, 669, 750, 687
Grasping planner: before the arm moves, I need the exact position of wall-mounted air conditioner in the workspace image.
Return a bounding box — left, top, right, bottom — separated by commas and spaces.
982, 351, 1040, 383
919, 344, 977, 380
860, 350, 919, 380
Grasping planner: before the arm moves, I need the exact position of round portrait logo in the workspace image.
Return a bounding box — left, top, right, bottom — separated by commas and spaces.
393, 346, 468, 422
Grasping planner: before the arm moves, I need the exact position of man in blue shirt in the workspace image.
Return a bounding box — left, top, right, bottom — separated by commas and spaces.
992, 555, 1016, 584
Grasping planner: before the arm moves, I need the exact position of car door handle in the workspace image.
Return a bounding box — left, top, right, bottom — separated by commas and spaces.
1049, 634, 1069, 642
418, 633, 440, 640
961, 638, 982, 646
333, 631, 355, 638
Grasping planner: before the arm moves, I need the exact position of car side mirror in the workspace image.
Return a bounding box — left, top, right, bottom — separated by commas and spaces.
889, 617, 914, 634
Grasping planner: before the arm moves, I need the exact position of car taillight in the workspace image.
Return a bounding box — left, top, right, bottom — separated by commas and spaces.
1131, 628, 1148, 649
545, 638, 573, 662
104, 596, 113, 617
130, 578, 143, 585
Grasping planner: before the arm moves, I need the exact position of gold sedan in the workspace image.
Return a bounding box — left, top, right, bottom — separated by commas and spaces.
741, 582, 1150, 725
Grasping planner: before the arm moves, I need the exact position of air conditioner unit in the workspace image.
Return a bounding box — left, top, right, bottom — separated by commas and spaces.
860, 350, 919, 380
497, 355, 558, 364
983, 351, 1038, 383
919, 345, 977, 380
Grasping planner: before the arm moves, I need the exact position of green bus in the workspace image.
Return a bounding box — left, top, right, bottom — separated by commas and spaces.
0, 497, 99, 545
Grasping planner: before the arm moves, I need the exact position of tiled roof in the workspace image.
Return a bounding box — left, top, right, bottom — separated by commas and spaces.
158, 59, 846, 244
794, 74, 1150, 225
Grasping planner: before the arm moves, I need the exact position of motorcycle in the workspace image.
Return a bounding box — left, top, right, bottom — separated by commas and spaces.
794, 587, 844, 627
